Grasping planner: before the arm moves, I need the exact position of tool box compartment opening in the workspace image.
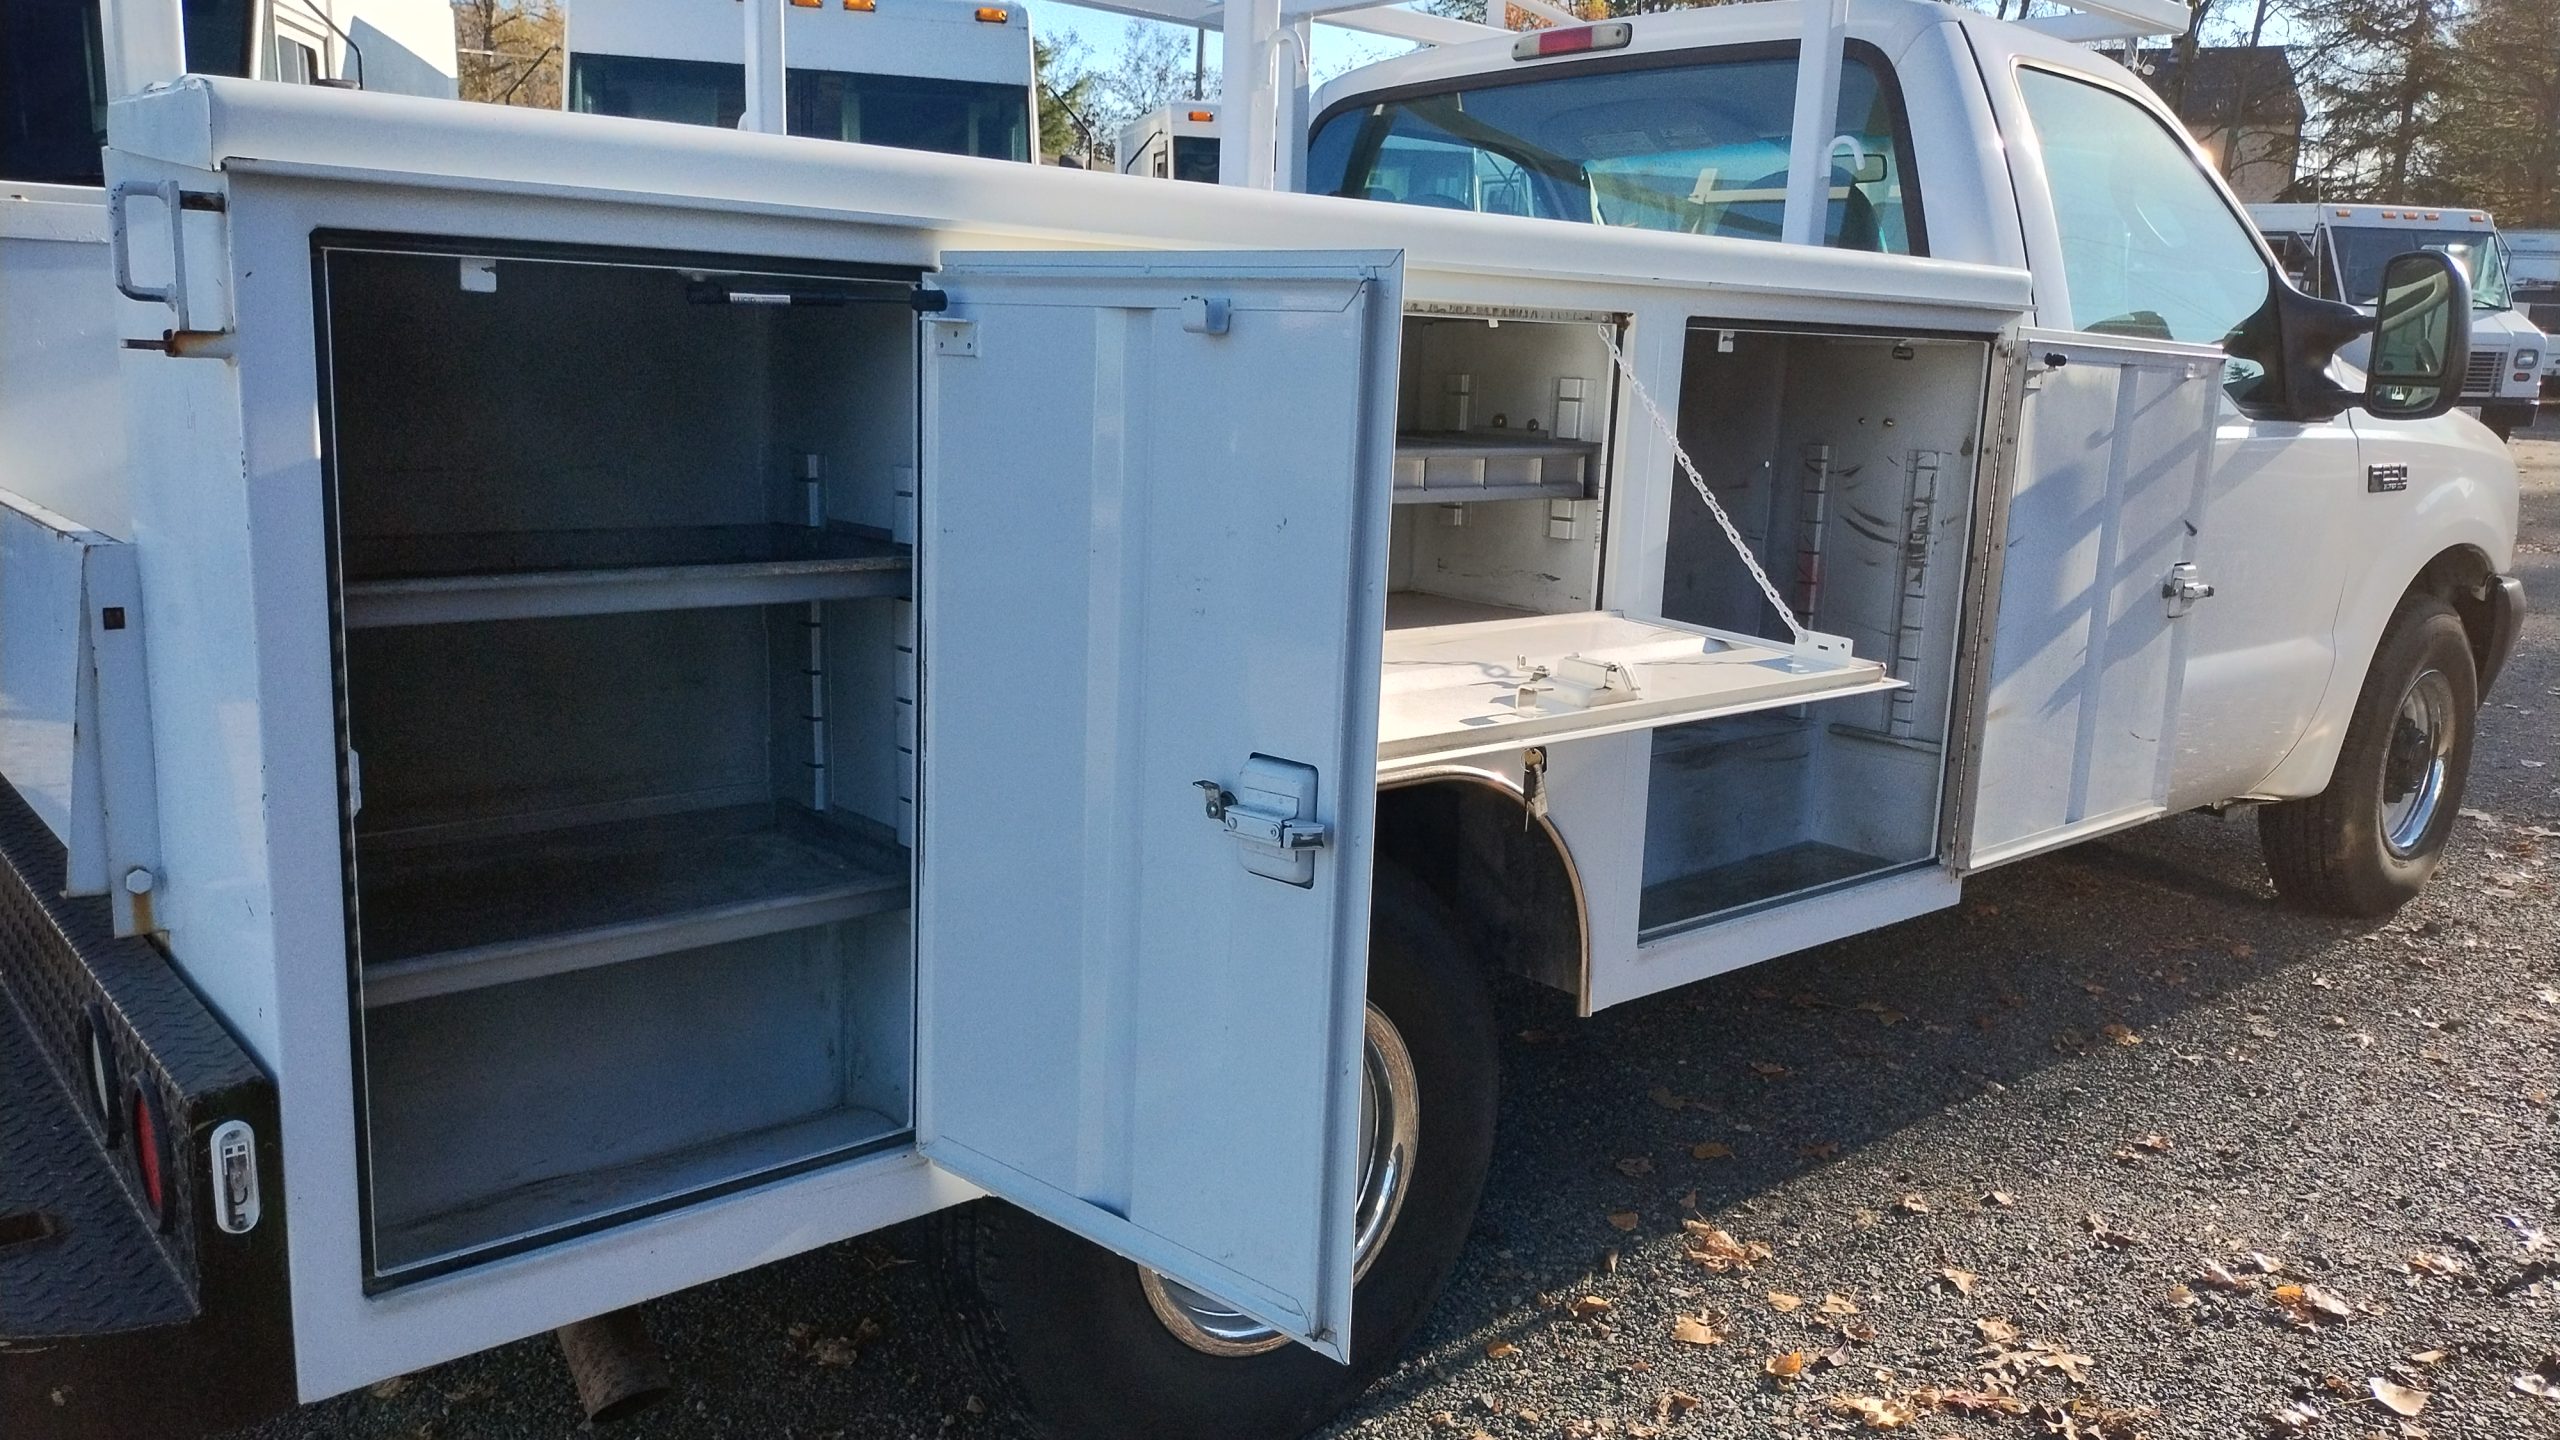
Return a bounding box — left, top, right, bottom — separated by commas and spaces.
315, 242, 920, 1283
1640, 325, 1992, 933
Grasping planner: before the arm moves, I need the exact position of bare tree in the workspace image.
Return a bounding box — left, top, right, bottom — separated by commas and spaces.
452, 0, 562, 109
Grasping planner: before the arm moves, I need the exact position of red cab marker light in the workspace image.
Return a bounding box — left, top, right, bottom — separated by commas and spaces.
1512, 21, 1631, 61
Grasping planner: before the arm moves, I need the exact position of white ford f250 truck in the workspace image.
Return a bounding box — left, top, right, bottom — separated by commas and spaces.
0, 1, 2523, 1437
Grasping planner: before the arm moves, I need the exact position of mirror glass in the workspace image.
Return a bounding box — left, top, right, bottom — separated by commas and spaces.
2366, 251, 2466, 417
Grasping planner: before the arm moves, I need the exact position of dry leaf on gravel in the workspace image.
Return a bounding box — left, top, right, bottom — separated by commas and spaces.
1985, 1190, 2017, 1208
1825, 1394, 1920, 1429
1648, 1085, 1691, 1112
2197, 1261, 2254, 1292
1607, 1210, 1640, 1232
1982, 1338, 2095, 1385
1656, 1389, 1702, 1421
1681, 1223, 1772, 1273
1749, 1061, 1791, 1080
2084, 1213, 2141, 1248
1616, 1157, 1656, 1178
1671, 1313, 1723, 1347
1483, 1340, 1518, 1359
2271, 1283, 2354, 1328
2102, 1023, 2142, 1046
1820, 1293, 1862, 1316
1767, 1291, 1804, 1313
2131, 1133, 2173, 1152
1566, 1295, 1612, 1320
2406, 1253, 2465, 1277
1690, 1141, 1735, 1161
2267, 1400, 2321, 1434
2370, 1378, 2429, 1417
1941, 1267, 1978, 1296
2408, 1350, 2449, 1365
1975, 1316, 2021, 1345
1800, 1140, 1843, 1161
1763, 1351, 1807, 1381
1916, 1388, 2029, 1418
1895, 1193, 1931, 1214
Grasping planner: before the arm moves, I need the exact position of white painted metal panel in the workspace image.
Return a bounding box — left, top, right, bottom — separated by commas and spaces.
1960, 333, 2218, 870
916, 250, 1401, 1357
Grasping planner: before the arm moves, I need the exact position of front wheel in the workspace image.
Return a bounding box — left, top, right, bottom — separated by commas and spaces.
940, 866, 1500, 1440
2260, 594, 2479, 916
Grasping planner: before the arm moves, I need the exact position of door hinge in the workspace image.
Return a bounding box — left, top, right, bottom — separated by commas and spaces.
910, 285, 949, 313
2162, 561, 2215, 618
1195, 757, 1329, 887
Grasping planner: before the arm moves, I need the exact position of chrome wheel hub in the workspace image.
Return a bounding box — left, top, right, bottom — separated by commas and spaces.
2379, 667, 2456, 859
1140, 1002, 1421, 1356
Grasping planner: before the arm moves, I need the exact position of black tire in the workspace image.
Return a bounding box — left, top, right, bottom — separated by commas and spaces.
2260, 594, 2479, 916
940, 866, 1499, 1440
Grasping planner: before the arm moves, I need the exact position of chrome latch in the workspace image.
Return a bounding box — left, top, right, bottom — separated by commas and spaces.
2162, 561, 2215, 618
1194, 757, 1328, 886
210, 1120, 260, 1235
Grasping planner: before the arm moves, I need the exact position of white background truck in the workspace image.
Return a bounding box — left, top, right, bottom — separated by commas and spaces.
2507, 226, 2560, 389
0, 1, 2525, 1438
2250, 201, 2546, 437
563, 0, 1037, 161
1119, 102, 1222, 183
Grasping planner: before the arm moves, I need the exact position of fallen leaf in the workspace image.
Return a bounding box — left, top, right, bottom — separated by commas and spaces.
1616, 1157, 1655, 1178
366, 1377, 412, 1401
2271, 1283, 2354, 1328
1671, 1314, 1723, 1347
1941, 1267, 1978, 1296
1767, 1291, 1804, 1313
2370, 1378, 2429, 1417
1763, 1351, 1807, 1380
2164, 1283, 2199, 1308
1975, 1316, 2021, 1345
1750, 1061, 1791, 1080
1919, 1388, 2030, 1418
1648, 1085, 1690, 1111
2132, 1133, 2173, 1152
1656, 1390, 1702, 1421
1896, 1193, 1931, 1214
2408, 1350, 2449, 1366
1985, 1190, 2017, 1208
2197, 1261, 2254, 1292
1484, 1340, 1518, 1359
2084, 1213, 2140, 1248
1681, 1223, 1773, 1273
1799, 1141, 1843, 1162
1820, 1293, 1862, 1316
2406, 1252, 2464, 1277
1567, 1295, 1612, 1320
1689, 1141, 1735, 1161
2102, 1022, 2142, 1046
1826, 1394, 1920, 1429
2268, 1400, 2321, 1434
1840, 1320, 1880, 1343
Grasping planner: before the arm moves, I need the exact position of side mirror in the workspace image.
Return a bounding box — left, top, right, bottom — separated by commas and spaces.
2363, 250, 2471, 421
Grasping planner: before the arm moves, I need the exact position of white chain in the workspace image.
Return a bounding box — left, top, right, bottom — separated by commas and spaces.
1594, 324, 1809, 646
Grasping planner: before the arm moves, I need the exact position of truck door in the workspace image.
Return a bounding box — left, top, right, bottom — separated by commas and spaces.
1956, 333, 2219, 870
914, 251, 1402, 1358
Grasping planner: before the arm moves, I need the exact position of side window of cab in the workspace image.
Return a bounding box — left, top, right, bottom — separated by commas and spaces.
2013, 67, 2273, 352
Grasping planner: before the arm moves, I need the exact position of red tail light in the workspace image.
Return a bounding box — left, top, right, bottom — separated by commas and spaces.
130, 1085, 171, 1230
1511, 21, 1631, 61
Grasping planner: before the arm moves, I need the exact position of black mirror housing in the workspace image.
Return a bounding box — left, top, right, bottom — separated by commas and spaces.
2361, 250, 2472, 422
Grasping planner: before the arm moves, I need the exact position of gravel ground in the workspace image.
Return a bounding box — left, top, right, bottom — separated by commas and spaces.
234, 427, 2560, 1440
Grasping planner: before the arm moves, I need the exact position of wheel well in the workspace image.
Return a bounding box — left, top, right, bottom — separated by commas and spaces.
2409, 545, 2499, 681
1375, 776, 1585, 1005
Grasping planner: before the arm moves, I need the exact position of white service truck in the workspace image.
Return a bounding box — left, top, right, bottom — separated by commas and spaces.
563, 0, 1037, 161
2507, 227, 2560, 390
0, 2, 2525, 1438
2250, 201, 2545, 437
1119, 102, 1222, 183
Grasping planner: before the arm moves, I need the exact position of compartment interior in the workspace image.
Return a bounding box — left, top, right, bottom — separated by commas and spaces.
1385, 313, 1613, 628
1641, 326, 1990, 935
320, 246, 919, 1280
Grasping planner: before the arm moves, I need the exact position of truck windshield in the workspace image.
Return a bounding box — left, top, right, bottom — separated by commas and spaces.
569, 53, 1031, 162
1173, 135, 1218, 183
2334, 228, 2511, 310
1307, 47, 1919, 254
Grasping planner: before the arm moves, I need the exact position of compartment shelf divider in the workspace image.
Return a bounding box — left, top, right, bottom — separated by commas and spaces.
356, 805, 908, 1008
340, 525, 911, 628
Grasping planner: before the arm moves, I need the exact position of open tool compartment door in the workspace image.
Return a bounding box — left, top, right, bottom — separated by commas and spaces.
914, 251, 1402, 1357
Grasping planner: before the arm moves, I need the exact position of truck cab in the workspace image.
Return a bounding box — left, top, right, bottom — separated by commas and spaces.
1119, 103, 1222, 183
562, 0, 1036, 162
2250, 201, 2545, 436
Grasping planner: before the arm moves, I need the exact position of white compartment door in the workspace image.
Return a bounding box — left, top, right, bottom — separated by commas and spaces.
1958, 333, 2220, 871
914, 251, 1402, 1358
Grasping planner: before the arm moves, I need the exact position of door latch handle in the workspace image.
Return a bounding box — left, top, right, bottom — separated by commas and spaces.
1195, 759, 1328, 886
2162, 561, 2215, 616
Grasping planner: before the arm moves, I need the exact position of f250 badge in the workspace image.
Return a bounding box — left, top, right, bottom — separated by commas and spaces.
2368, 464, 2411, 494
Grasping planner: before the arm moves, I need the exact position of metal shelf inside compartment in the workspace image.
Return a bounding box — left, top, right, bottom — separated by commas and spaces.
1393, 431, 1598, 503
338, 524, 911, 628
356, 803, 908, 1008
